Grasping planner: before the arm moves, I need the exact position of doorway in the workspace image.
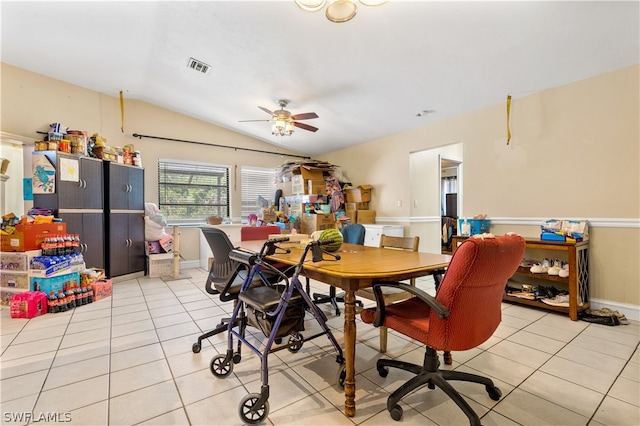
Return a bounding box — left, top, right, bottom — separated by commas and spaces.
408, 143, 463, 255
439, 155, 462, 254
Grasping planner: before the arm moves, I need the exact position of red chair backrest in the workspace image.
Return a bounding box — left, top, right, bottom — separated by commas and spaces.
240, 225, 281, 241
428, 234, 525, 351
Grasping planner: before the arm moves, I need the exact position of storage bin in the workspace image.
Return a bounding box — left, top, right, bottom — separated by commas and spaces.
457, 219, 491, 236
148, 253, 173, 278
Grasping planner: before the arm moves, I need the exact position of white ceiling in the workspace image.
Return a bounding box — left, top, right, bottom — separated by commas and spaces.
2, 1, 638, 157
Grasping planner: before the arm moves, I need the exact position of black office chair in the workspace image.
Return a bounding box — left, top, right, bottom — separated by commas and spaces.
192, 227, 281, 354
312, 224, 366, 316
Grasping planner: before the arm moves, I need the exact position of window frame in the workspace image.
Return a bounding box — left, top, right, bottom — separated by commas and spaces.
157, 158, 230, 225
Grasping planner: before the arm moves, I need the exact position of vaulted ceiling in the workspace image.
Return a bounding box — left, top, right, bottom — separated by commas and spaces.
2, 1, 638, 156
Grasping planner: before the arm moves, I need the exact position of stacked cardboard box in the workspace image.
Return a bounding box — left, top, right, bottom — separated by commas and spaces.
344, 185, 375, 224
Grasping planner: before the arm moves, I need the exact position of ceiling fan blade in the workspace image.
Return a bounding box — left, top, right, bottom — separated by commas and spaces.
293, 121, 319, 132
290, 112, 318, 121
238, 119, 271, 122
258, 106, 274, 116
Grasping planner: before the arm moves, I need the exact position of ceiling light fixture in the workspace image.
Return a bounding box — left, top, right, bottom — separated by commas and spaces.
294, 0, 387, 23
272, 118, 296, 137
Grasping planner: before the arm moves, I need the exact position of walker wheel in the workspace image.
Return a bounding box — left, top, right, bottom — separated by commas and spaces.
287, 333, 304, 353
239, 393, 269, 424
192, 342, 201, 353
210, 354, 233, 377
336, 363, 346, 389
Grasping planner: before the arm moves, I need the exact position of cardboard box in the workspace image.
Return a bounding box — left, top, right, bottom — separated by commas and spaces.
10, 291, 48, 319
291, 175, 325, 195
345, 208, 357, 223
344, 185, 373, 203
345, 202, 369, 211
356, 210, 376, 224
294, 166, 325, 181
1, 223, 67, 252
3, 250, 44, 270
92, 279, 113, 301
1, 271, 29, 289
159, 235, 173, 253
275, 180, 293, 197
300, 213, 335, 235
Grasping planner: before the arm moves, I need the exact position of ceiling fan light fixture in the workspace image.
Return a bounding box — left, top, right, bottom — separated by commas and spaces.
294, 0, 327, 12
326, 0, 357, 23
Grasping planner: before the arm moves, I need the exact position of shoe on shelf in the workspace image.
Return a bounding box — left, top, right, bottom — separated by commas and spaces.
541, 294, 570, 307
530, 264, 548, 273
548, 266, 561, 275
558, 267, 569, 278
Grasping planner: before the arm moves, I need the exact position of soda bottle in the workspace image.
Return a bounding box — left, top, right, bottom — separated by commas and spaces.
72, 234, 80, 253
56, 236, 65, 256
48, 291, 59, 313
65, 283, 75, 309
57, 289, 68, 312
86, 283, 93, 304
64, 234, 73, 255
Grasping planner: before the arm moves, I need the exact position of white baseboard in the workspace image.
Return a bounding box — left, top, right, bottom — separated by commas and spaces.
179, 260, 201, 270
589, 298, 640, 322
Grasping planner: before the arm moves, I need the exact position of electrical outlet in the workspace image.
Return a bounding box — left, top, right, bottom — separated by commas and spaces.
397, 200, 402, 207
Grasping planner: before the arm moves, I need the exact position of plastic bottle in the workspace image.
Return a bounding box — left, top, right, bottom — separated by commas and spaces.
85, 283, 93, 304
461, 218, 471, 237
72, 234, 80, 253
64, 234, 73, 255
48, 291, 59, 313
57, 289, 68, 312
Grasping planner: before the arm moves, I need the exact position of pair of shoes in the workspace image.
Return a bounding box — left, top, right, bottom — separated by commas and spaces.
541, 294, 570, 307
588, 308, 629, 325
579, 312, 620, 326
530, 264, 548, 273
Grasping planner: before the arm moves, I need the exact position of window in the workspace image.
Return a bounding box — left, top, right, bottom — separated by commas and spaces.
158, 159, 229, 222
241, 166, 276, 221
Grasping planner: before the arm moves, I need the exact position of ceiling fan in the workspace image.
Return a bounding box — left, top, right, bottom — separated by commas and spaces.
239, 99, 319, 136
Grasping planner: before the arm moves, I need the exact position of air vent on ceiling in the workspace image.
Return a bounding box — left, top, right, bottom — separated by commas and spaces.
187, 57, 211, 74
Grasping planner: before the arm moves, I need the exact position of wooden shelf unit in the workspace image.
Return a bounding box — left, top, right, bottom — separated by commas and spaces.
452, 236, 589, 320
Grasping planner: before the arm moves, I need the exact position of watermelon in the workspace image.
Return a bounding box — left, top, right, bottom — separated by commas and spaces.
319, 228, 343, 252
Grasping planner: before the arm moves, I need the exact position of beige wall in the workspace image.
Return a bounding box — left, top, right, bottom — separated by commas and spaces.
321, 65, 639, 307
2, 62, 638, 309
1, 63, 304, 262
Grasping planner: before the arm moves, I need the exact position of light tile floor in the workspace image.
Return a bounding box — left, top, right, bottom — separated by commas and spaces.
1, 268, 638, 426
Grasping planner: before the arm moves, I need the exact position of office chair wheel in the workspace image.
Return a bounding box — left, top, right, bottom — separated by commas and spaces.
487, 385, 502, 401
192, 342, 201, 353
239, 393, 269, 424
336, 363, 346, 389
210, 354, 233, 377
377, 365, 389, 378
389, 404, 403, 421
287, 333, 304, 353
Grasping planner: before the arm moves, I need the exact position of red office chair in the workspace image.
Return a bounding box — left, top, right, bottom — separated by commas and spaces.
240, 225, 281, 241
360, 234, 525, 425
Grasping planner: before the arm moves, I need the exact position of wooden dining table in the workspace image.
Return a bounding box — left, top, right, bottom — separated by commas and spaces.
239, 240, 451, 417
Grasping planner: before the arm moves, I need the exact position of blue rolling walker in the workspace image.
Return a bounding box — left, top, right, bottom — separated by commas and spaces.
209, 238, 346, 424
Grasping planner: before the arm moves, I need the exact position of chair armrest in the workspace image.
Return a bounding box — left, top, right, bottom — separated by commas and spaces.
370, 280, 450, 327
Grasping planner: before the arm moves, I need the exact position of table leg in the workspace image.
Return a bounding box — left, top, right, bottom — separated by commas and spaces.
343, 290, 356, 417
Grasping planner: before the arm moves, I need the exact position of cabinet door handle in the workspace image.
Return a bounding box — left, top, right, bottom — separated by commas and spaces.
128, 184, 132, 192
